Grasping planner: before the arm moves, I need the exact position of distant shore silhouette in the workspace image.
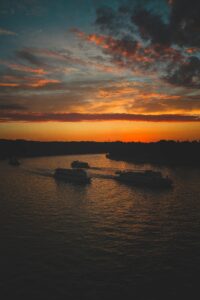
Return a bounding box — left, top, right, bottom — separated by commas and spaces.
0, 139, 200, 166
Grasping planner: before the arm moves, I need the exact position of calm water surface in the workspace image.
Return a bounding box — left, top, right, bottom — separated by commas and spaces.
0, 154, 200, 299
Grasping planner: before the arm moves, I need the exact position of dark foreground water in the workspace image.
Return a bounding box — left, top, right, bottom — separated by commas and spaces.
0, 154, 200, 299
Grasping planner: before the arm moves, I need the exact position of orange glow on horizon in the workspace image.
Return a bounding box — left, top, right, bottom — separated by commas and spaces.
0, 121, 200, 142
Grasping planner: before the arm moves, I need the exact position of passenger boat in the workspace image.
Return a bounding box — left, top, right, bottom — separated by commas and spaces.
54, 168, 91, 184
115, 170, 173, 188
71, 161, 90, 169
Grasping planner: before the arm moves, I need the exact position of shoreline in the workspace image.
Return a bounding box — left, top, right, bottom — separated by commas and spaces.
1, 140, 200, 167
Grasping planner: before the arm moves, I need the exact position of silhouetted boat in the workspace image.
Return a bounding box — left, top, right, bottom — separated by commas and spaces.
71, 161, 90, 169
115, 170, 173, 188
54, 168, 91, 184
9, 157, 20, 166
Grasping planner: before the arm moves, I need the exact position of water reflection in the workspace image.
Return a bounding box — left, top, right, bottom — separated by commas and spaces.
0, 154, 200, 299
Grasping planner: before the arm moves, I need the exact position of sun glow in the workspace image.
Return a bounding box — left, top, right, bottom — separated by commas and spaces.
1, 121, 200, 142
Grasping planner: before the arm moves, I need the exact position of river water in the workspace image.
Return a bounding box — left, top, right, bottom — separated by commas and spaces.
0, 154, 200, 299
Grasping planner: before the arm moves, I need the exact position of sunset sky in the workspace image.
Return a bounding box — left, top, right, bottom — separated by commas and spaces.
0, 0, 200, 141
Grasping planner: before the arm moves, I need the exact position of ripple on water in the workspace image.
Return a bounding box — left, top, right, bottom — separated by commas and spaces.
0, 154, 200, 299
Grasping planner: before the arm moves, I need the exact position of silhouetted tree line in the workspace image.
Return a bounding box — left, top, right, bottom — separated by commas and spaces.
107, 140, 200, 166
0, 139, 200, 166
0, 140, 109, 160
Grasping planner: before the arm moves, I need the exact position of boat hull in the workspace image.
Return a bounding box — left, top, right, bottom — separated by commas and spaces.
115, 170, 173, 189
54, 168, 91, 184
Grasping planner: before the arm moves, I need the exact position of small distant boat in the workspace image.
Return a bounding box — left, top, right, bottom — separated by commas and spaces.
115, 170, 173, 188
9, 157, 20, 166
54, 168, 91, 184
71, 161, 90, 169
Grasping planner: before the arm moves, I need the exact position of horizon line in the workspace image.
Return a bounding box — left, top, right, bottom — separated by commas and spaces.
1, 139, 200, 143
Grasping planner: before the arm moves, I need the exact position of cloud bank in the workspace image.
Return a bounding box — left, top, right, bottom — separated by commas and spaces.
0, 112, 199, 123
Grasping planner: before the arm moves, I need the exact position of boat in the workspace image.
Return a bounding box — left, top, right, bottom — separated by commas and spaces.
115, 169, 173, 188
54, 168, 91, 184
71, 160, 90, 169
9, 157, 20, 166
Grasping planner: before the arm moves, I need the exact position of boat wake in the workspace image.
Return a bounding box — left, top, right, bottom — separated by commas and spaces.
22, 166, 116, 180
21, 167, 54, 178
21, 166, 173, 189
89, 172, 116, 179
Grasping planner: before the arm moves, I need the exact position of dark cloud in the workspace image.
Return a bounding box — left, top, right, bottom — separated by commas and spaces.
95, 5, 135, 36
166, 56, 200, 88
131, 0, 200, 88
170, 0, 200, 48
0, 103, 27, 110
0, 112, 199, 123
102, 36, 139, 68
130, 95, 200, 113
132, 0, 200, 48
94, 1, 200, 88
95, 6, 116, 33
0, 78, 118, 113
16, 49, 45, 67
132, 8, 170, 45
